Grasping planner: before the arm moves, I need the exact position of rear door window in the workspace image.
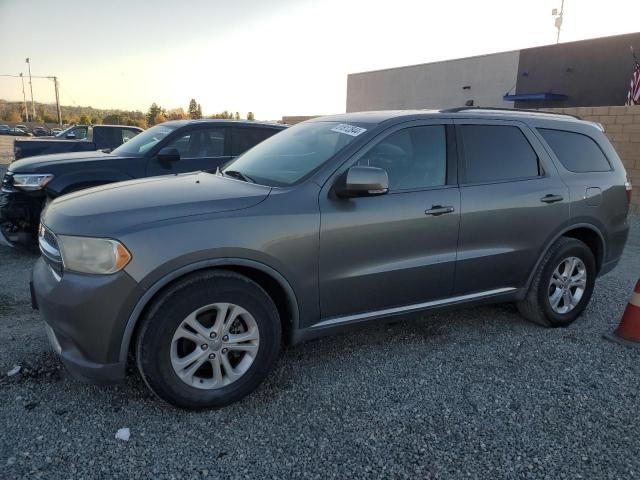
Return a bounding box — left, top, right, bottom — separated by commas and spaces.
538, 128, 611, 172
231, 128, 280, 156
459, 125, 540, 183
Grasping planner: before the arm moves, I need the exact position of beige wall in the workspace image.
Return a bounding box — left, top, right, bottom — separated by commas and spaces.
542, 106, 640, 213
281, 115, 321, 125
347, 51, 520, 112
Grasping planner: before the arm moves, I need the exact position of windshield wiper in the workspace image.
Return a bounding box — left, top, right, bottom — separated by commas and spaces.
223, 170, 256, 184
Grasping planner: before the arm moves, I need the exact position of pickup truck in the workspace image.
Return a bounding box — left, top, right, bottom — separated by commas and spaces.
13, 124, 143, 160
1, 119, 286, 247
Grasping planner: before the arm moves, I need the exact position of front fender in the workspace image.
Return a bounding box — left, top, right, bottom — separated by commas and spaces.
117, 257, 300, 364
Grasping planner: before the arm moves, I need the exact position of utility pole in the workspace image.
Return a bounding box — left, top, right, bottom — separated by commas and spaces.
552, 0, 565, 44
26, 58, 36, 120
19, 73, 29, 122
53, 76, 62, 126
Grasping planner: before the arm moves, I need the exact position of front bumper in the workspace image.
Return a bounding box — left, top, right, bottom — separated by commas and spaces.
32, 256, 145, 385
0, 185, 44, 248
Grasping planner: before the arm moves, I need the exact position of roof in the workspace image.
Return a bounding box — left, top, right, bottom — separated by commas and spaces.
160, 119, 286, 129
309, 108, 582, 125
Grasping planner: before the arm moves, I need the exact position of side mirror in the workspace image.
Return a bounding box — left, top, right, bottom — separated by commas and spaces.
65, 133, 76, 139
335, 166, 389, 198
158, 147, 180, 162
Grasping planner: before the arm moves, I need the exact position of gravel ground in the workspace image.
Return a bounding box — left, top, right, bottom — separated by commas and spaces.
1, 137, 639, 478
0, 135, 14, 166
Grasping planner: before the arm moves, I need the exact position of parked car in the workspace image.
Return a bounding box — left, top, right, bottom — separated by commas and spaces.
29, 109, 632, 409
32, 108, 631, 408
8, 127, 30, 136
50, 128, 62, 135
13, 124, 143, 160
32, 126, 49, 137
16, 124, 29, 133
0, 125, 10, 135
1, 120, 286, 247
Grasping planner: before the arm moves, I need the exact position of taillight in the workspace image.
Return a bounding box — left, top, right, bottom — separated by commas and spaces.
626, 179, 633, 204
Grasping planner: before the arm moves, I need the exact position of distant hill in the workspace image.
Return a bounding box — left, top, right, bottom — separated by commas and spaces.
0, 99, 146, 127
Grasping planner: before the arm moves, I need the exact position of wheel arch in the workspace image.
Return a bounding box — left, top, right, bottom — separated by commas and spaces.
525, 222, 606, 291
119, 258, 300, 364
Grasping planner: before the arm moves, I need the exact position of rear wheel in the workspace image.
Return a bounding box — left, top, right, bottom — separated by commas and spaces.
517, 237, 596, 327
135, 270, 281, 409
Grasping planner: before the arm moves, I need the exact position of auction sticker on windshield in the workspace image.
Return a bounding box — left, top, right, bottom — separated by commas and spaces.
330, 124, 367, 137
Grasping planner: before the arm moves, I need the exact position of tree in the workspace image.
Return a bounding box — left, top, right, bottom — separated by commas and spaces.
103, 114, 120, 125
91, 116, 102, 125
4, 110, 21, 122
167, 108, 187, 120
79, 114, 91, 125
147, 103, 166, 126
247, 111, 255, 121
234, 111, 240, 120
153, 112, 167, 125
188, 99, 202, 119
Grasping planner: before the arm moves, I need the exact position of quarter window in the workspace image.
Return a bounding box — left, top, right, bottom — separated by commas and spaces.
165, 128, 226, 158
538, 128, 611, 172
460, 125, 539, 183
357, 125, 447, 191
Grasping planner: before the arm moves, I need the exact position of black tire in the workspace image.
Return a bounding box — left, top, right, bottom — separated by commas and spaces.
517, 237, 596, 327
135, 270, 281, 409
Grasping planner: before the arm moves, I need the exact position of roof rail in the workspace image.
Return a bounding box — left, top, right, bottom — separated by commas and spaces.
440, 106, 581, 120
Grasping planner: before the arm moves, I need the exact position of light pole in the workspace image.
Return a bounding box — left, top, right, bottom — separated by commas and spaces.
552, 0, 565, 44
53, 77, 62, 126
26, 58, 36, 120
19, 73, 29, 122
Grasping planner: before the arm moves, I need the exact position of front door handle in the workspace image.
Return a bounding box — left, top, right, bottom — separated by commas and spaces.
425, 205, 455, 216
540, 194, 564, 204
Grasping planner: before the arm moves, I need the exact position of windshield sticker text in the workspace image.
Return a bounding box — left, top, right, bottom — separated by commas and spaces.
330, 124, 367, 137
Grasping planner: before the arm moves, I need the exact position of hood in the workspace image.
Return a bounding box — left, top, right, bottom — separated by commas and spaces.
43, 172, 271, 236
10, 150, 115, 172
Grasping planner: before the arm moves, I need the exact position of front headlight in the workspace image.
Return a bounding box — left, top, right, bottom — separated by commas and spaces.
57, 235, 131, 274
12, 173, 54, 191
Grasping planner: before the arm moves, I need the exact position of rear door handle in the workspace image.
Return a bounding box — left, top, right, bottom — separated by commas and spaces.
540, 194, 563, 204
425, 205, 455, 216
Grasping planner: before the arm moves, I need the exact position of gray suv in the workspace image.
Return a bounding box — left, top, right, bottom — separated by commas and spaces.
32, 108, 632, 409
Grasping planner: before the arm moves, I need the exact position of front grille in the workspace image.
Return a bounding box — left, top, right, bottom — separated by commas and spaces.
39, 224, 63, 276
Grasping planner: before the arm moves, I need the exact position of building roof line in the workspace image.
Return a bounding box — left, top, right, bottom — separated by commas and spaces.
348, 30, 640, 78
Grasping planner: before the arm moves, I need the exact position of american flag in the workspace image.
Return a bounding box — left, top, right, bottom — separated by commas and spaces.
626, 62, 640, 106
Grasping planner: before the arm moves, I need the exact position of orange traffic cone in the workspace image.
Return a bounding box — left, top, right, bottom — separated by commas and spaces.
605, 279, 640, 347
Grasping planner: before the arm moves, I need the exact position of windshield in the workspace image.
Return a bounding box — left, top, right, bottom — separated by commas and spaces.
112, 123, 178, 156
54, 126, 77, 138
222, 121, 368, 186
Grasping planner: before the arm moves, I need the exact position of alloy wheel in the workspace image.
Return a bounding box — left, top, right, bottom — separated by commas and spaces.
170, 303, 260, 389
548, 256, 587, 315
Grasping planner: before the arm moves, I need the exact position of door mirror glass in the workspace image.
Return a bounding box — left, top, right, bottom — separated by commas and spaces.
158, 147, 180, 162
336, 166, 389, 198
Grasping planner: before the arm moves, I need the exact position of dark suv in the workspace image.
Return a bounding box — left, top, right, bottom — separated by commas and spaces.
32, 108, 632, 409
1, 120, 285, 247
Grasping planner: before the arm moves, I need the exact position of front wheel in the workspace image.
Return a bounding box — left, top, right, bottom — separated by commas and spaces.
135, 270, 281, 409
517, 237, 596, 327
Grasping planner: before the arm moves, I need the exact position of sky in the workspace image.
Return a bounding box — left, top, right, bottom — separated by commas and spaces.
0, 0, 638, 120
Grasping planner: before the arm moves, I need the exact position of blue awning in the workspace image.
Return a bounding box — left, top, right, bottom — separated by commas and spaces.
503, 92, 568, 101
